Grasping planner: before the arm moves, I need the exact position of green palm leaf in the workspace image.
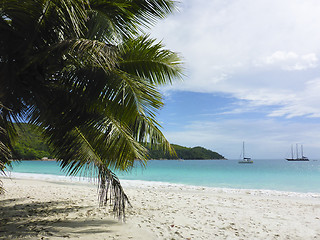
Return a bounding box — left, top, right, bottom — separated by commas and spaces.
0, 0, 183, 220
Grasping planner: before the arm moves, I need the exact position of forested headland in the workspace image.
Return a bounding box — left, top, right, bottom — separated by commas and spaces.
12, 124, 225, 160
146, 144, 225, 160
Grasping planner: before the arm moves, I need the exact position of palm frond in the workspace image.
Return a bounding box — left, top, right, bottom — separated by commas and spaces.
0, 110, 14, 169
51, 126, 132, 219
0, 0, 182, 219
98, 166, 131, 220
89, 0, 177, 38
0, 104, 14, 196
70, 38, 118, 70
119, 35, 184, 85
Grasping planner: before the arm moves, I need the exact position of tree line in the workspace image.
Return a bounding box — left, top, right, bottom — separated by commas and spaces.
12, 123, 225, 160
146, 144, 225, 160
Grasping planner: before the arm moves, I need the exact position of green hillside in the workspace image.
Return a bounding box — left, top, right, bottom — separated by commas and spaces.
146, 144, 225, 160
12, 123, 53, 160
11, 124, 225, 160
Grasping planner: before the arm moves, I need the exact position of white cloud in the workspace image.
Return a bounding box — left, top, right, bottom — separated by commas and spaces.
260, 51, 318, 71
265, 52, 299, 64
152, 0, 320, 117
268, 78, 320, 118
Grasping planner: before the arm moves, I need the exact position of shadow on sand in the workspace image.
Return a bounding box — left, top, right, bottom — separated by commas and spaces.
0, 197, 118, 239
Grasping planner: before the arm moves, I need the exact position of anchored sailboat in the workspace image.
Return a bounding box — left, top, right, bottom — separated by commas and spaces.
238, 142, 253, 164
286, 144, 309, 161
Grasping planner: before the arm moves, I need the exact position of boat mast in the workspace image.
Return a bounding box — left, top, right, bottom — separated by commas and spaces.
291, 144, 293, 159
243, 141, 245, 159
296, 143, 298, 159
301, 145, 304, 158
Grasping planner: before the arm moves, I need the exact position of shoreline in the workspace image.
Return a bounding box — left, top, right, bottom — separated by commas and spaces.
1, 176, 320, 239
4, 171, 320, 199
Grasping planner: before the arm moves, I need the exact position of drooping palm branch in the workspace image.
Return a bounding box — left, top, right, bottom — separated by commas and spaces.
0, 0, 183, 219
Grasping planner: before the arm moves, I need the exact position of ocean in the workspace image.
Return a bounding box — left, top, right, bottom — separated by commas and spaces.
5, 159, 320, 194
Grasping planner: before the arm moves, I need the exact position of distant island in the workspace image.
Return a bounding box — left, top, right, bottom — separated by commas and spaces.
12, 123, 225, 160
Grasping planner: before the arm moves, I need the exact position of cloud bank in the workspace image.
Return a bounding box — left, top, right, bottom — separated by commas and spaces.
151, 0, 320, 118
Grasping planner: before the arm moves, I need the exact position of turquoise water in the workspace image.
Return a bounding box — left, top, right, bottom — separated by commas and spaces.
7, 159, 320, 193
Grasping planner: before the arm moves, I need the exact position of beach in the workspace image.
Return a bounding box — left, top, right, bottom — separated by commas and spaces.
1, 177, 320, 240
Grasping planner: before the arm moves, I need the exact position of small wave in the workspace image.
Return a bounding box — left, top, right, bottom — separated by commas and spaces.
3, 172, 96, 184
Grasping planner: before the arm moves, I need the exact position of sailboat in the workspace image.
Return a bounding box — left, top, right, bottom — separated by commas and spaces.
286, 144, 309, 161
238, 142, 253, 164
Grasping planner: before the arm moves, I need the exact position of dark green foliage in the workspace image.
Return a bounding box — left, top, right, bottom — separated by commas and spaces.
0, 0, 183, 218
146, 144, 225, 160
11, 125, 225, 160
12, 123, 52, 160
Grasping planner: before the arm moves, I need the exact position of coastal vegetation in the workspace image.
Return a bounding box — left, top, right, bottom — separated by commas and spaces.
12, 124, 52, 160
11, 123, 224, 160
147, 144, 225, 160
0, 0, 182, 218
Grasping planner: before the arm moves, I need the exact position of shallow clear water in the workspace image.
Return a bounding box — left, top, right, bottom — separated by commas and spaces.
7, 159, 320, 193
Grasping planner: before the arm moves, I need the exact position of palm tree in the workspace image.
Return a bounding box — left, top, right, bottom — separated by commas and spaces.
0, 0, 182, 218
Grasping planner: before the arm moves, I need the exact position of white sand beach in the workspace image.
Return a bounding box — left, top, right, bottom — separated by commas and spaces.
1, 177, 320, 239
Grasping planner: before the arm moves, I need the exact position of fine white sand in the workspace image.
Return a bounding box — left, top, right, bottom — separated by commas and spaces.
1, 177, 320, 240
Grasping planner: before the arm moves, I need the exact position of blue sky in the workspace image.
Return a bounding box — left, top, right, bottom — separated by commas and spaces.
148, 0, 320, 159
